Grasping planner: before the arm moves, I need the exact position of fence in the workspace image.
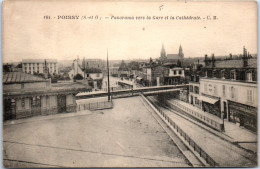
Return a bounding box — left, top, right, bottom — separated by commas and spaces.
168, 100, 224, 131
77, 101, 113, 111
144, 96, 218, 167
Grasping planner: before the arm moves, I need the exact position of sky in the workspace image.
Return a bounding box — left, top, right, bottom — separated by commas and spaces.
2, 0, 257, 63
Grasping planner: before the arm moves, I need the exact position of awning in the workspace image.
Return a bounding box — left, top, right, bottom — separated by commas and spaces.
199, 95, 219, 104
136, 77, 143, 80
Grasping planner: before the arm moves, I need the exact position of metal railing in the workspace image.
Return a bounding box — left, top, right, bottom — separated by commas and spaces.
168, 101, 224, 131
144, 96, 218, 167
77, 101, 113, 111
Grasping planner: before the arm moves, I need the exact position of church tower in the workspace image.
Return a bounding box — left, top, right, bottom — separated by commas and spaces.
178, 45, 184, 59
160, 44, 166, 60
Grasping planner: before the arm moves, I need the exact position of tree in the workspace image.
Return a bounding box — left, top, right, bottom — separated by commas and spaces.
177, 60, 182, 67
73, 73, 83, 80
127, 61, 139, 70
16, 63, 22, 68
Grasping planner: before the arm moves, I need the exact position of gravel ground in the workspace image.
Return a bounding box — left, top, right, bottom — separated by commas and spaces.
3, 96, 190, 167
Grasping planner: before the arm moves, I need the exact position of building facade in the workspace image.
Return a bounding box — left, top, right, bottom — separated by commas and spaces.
164, 67, 185, 85
22, 59, 58, 75
188, 47, 257, 132
199, 78, 257, 131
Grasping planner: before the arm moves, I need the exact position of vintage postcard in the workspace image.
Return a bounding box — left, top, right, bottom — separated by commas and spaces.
2, 0, 257, 167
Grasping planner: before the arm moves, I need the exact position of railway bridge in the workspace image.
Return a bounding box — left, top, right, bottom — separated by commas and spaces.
76, 84, 188, 100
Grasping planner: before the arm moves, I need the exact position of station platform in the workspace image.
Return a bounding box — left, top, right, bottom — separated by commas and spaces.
168, 99, 257, 153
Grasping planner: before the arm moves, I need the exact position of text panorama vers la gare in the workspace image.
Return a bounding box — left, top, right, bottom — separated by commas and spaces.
43, 15, 218, 20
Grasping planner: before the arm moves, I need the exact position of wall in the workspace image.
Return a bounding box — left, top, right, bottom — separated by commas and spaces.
169, 69, 185, 77
24, 82, 47, 89
89, 73, 103, 80
66, 94, 76, 112
3, 84, 21, 91
16, 98, 32, 119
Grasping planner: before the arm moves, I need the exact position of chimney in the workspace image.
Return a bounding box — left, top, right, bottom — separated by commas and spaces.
44, 59, 49, 79
229, 53, 232, 59
211, 53, 215, 67
242, 46, 248, 67
204, 54, 209, 66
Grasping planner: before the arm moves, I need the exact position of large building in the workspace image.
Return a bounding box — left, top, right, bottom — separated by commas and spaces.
188, 47, 257, 132
164, 67, 185, 85
82, 58, 106, 71
159, 44, 184, 62
3, 72, 90, 120
22, 59, 58, 75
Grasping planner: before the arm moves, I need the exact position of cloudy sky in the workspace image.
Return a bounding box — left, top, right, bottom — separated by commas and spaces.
2, 0, 257, 62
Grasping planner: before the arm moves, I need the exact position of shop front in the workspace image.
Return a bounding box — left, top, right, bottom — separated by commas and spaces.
228, 100, 257, 132
199, 95, 221, 118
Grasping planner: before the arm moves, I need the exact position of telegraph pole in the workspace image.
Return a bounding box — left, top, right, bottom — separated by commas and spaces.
107, 49, 111, 101
83, 57, 86, 79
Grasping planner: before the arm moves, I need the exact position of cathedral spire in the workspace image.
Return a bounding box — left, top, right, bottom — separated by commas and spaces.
160, 43, 166, 59
178, 44, 184, 59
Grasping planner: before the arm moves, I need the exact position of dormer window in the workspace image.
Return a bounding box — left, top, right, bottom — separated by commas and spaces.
230, 70, 236, 80
221, 70, 225, 79
246, 70, 252, 82
212, 70, 217, 78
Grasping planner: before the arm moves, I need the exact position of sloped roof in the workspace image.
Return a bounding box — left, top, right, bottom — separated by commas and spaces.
248, 58, 257, 68
22, 59, 57, 63
3, 72, 48, 84
166, 54, 180, 60
204, 58, 257, 69
118, 61, 128, 71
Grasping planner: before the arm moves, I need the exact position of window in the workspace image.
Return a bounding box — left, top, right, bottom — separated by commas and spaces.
247, 89, 253, 102
179, 70, 182, 74
222, 85, 225, 97
195, 86, 199, 94
174, 71, 176, 75
21, 98, 25, 108
214, 85, 218, 95
221, 70, 225, 79
230, 70, 236, 80
204, 83, 208, 92
231, 86, 235, 99
32, 97, 36, 106
246, 71, 252, 81
97, 73, 100, 77
189, 85, 193, 92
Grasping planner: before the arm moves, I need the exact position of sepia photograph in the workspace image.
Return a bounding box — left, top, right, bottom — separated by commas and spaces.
2, 0, 258, 167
